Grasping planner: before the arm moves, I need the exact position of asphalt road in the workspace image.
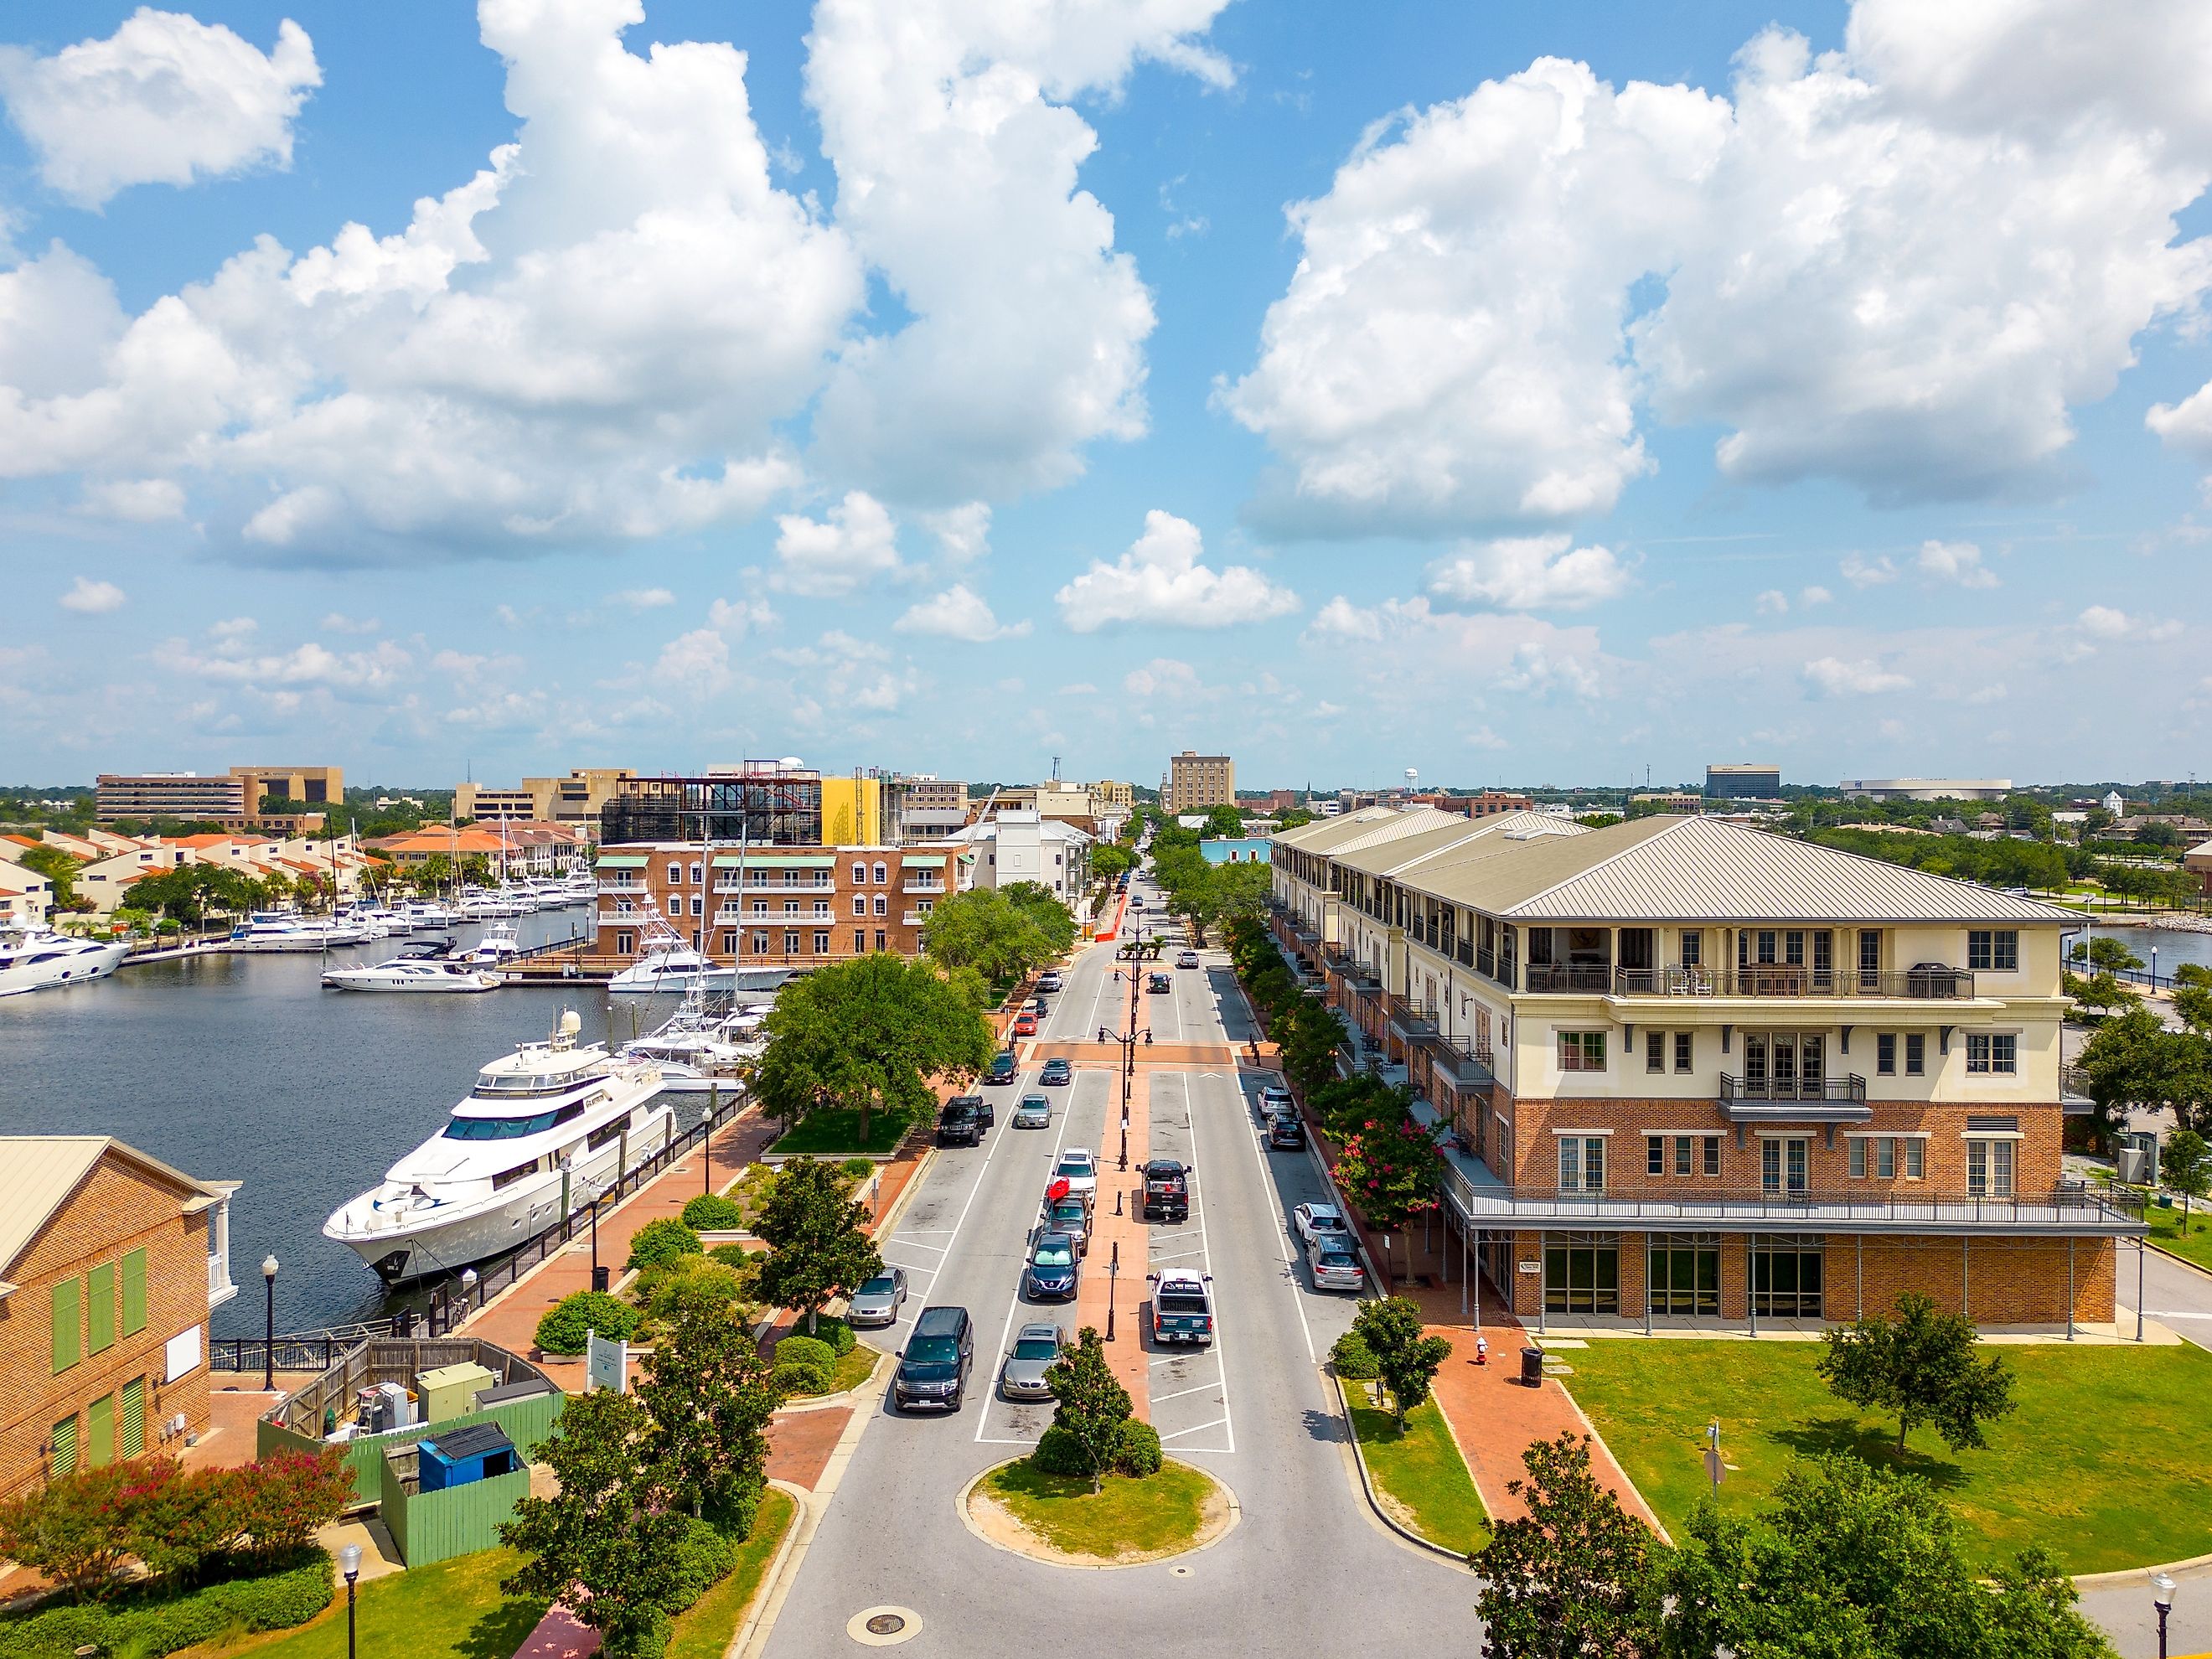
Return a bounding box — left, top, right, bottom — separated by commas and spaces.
758, 871, 1476, 1658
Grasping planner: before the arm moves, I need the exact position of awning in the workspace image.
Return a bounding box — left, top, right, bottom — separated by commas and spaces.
713, 853, 836, 867
903, 855, 947, 868
596, 855, 647, 868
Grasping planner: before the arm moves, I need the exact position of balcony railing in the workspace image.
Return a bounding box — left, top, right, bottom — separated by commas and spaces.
596, 879, 642, 896
1434, 1176, 2143, 1234
714, 876, 834, 893
902, 880, 943, 894
1720, 1072, 1868, 1104
1606, 965, 1978, 1000
1524, 963, 1613, 993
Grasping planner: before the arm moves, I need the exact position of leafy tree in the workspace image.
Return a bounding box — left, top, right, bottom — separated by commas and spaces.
754, 952, 993, 1143
1275, 996, 1348, 1097
536, 1289, 642, 1356
412, 853, 453, 892
1042, 1326, 1132, 1495
1474, 1434, 1661, 1658
921, 889, 1056, 983
1334, 1113, 1445, 1276
2078, 1005, 2212, 1135
1350, 1296, 1453, 1429
2064, 969, 2139, 1025
636, 1287, 778, 1535
2173, 964, 2212, 1036
1276, 807, 1315, 830
503, 1391, 693, 1659
0, 1463, 142, 1599
1202, 804, 1244, 839
1817, 1292, 2016, 1454
752, 1157, 882, 1335
1091, 843, 1134, 883
2164, 1128, 2211, 1235
2138, 820, 2184, 848
1001, 880, 1077, 959
17, 842, 85, 910
2072, 936, 2145, 973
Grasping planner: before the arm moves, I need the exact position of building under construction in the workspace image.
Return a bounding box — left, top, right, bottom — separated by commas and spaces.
599, 762, 904, 847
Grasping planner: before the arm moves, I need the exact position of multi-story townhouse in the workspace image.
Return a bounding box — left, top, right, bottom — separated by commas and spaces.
1270, 810, 2142, 1332
593, 841, 971, 967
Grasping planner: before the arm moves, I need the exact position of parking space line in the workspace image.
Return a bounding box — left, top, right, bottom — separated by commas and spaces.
1153, 1248, 1206, 1263
888, 1238, 946, 1253
1158, 1416, 1229, 1442
1151, 1382, 1221, 1404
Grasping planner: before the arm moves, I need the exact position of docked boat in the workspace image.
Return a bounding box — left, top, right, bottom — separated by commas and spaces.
321, 959, 502, 993
0, 923, 132, 997
323, 1010, 671, 1282
227, 911, 370, 952
607, 915, 739, 995
618, 985, 761, 1090
457, 921, 521, 964
399, 899, 457, 929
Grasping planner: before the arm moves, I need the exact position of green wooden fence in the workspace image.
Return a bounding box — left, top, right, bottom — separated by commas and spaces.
259, 1389, 565, 1507
380, 1458, 534, 1567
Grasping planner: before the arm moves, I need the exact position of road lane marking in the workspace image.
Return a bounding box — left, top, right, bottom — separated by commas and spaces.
1158, 1416, 1229, 1441
1178, 1073, 1236, 1455
974, 1066, 1090, 1444
1152, 1382, 1222, 1403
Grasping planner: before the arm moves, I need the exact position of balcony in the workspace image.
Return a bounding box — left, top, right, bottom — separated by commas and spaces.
1718, 1072, 1871, 1124
1605, 965, 1978, 1000
1387, 997, 1440, 1041
902, 910, 929, 926
902, 880, 944, 895
1420, 1029, 1496, 1088
715, 875, 833, 893
1524, 963, 1613, 993
596, 879, 642, 896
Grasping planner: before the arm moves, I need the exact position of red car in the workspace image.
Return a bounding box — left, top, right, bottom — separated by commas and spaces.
1013, 1012, 1038, 1036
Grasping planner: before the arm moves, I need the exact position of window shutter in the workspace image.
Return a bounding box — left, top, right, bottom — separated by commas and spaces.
85, 1394, 113, 1468
52, 1277, 80, 1373
121, 1248, 147, 1336
50, 1414, 77, 1476
121, 1377, 145, 1459
87, 1262, 115, 1355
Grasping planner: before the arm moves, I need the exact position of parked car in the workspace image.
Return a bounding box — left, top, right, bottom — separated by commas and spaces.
894, 1305, 974, 1412
1013, 1011, 1039, 1036
986, 1051, 1019, 1085
1039, 1193, 1093, 1255
1052, 1146, 1098, 1198
999, 1322, 1070, 1401
1177, 949, 1200, 969
1040, 1056, 1072, 1087
1305, 1234, 1364, 1292
1259, 1084, 1295, 1115
1293, 1202, 1350, 1248
938, 1098, 985, 1146
1140, 1159, 1189, 1222
1147, 972, 1173, 994
1024, 1231, 1082, 1300
1037, 971, 1064, 993
847, 1267, 909, 1326
1150, 1268, 1215, 1345
1268, 1114, 1305, 1150
1012, 1093, 1051, 1129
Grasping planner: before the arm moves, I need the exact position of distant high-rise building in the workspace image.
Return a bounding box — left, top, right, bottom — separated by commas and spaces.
459, 768, 638, 839
1167, 751, 1235, 813
1705, 763, 1780, 799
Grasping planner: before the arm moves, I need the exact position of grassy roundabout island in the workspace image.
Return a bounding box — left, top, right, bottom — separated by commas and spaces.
967, 1459, 1234, 1566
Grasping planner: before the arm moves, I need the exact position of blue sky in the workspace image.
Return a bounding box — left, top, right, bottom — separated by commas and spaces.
3, 0, 2209, 793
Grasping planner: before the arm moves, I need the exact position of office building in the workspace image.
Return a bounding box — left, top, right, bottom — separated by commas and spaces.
457, 768, 639, 840
1167, 751, 1236, 814
1840, 778, 2013, 804
1705, 764, 1780, 799
231, 765, 342, 809
95, 774, 247, 821
947, 812, 1093, 912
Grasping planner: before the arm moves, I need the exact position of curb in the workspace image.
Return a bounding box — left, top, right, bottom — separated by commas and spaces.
1331, 1374, 1481, 1572
1553, 1380, 1672, 1547
721, 1480, 808, 1659
954, 1457, 1241, 1571
2146, 1240, 2212, 1283
870, 1145, 939, 1238
2074, 1548, 2212, 1593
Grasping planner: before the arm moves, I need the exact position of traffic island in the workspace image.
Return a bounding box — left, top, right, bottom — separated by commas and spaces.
959, 1457, 1238, 1569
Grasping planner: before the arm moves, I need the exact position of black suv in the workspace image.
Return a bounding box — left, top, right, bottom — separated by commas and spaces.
985, 1051, 1020, 1085
894, 1305, 974, 1412
1140, 1159, 1190, 1222
938, 1098, 985, 1146
1268, 1112, 1305, 1150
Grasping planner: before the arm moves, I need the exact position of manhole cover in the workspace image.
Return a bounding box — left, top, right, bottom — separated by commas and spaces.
846, 1606, 921, 1646
1170, 1564, 1193, 1578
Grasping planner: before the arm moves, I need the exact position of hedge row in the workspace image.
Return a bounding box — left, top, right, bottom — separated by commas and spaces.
0, 1550, 332, 1659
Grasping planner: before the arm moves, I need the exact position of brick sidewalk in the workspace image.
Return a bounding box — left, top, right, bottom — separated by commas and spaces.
1075, 1068, 1150, 1408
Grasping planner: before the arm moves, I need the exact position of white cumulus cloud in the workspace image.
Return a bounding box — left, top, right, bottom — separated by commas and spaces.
1915, 539, 1998, 589
611, 587, 675, 610
1841, 554, 1899, 589
772, 492, 903, 597
1056, 510, 1298, 633
1802, 655, 1911, 696
1426, 535, 1631, 611
894, 584, 1030, 643
77, 478, 186, 520
0, 9, 322, 207
59, 576, 126, 613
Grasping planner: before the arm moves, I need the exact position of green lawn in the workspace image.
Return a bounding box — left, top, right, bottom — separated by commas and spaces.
1346, 1386, 1489, 1554
2146, 1201, 2212, 1272
189, 1548, 544, 1659
665, 1486, 797, 1659
1566, 1340, 2212, 1574
766, 1107, 913, 1155
982, 1460, 1215, 1559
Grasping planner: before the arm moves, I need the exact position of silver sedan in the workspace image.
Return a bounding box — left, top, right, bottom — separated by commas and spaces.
845, 1266, 908, 1327
1000, 1321, 1071, 1401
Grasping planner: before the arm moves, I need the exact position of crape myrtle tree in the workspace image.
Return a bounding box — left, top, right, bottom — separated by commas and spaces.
1042, 1326, 1132, 1496
1349, 1296, 1453, 1430
1816, 1292, 2017, 1454
753, 953, 993, 1144
752, 1156, 882, 1336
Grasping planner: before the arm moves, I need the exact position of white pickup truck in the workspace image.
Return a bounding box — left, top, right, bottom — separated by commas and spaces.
1150, 1268, 1215, 1346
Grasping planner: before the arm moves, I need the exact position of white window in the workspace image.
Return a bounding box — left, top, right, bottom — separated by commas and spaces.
783, 900, 799, 916
852, 896, 866, 917
873, 861, 888, 884
690, 896, 703, 917
1645, 1032, 1664, 1073
1904, 1139, 1924, 1179
1966, 1033, 2017, 1075
666, 862, 680, 884
813, 900, 830, 917
1558, 1136, 1606, 1191
1966, 1139, 2014, 1196
689, 862, 703, 885
874, 894, 887, 916
851, 861, 866, 883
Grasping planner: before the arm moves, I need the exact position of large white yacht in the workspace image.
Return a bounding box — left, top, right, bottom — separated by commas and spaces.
323, 1011, 670, 1282
320, 959, 501, 993
0, 924, 132, 997
227, 911, 370, 952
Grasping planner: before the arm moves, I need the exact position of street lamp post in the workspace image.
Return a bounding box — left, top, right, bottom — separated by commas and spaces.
2153, 1571, 2175, 1659
1106, 1241, 1119, 1342
261, 1255, 278, 1391
590, 1195, 607, 1292
339, 1544, 363, 1659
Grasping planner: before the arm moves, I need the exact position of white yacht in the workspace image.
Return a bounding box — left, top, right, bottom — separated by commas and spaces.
618, 986, 762, 1091
321, 959, 502, 993
227, 911, 370, 952
457, 921, 521, 964
0, 924, 132, 997
323, 1011, 671, 1282
397, 898, 456, 929
608, 915, 740, 995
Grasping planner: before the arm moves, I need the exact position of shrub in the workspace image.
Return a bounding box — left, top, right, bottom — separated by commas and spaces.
709, 1240, 756, 1269
536, 1290, 641, 1356
1031, 1424, 1090, 1478
124, 1461, 245, 1584
0, 1463, 142, 1600
774, 1334, 835, 1372
627, 1217, 702, 1272
641, 1256, 750, 1327
1114, 1420, 1162, 1477
770, 1360, 833, 1398
231, 1450, 353, 1556
1330, 1330, 1380, 1380
0, 1549, 331, 1659
664, 1516, 739, 1615
841, 1157, 876, 1181
681, 1194, 746, 1232
807, 1313, 857, 1357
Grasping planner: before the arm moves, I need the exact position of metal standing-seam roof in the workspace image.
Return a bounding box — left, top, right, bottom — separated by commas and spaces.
1403, 815, 2083, 924
1267, 805, 1414, 854
0, 1135, 236, 1288
1330, 810, 1592, 879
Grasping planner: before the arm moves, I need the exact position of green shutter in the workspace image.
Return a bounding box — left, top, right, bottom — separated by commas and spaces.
87, 1262, 115, 1356
50, 1414, 77, 1477
121, 1248, 147, 1336
85, 1394, 112, 1468
121, 1377, 145, 1459
51, 1277, 80, 1373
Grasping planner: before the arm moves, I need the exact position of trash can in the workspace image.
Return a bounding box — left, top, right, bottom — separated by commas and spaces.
1520, 1346, 1546, 1388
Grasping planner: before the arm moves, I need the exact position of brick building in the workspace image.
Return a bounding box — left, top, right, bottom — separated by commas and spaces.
1270, 809, 2141, 1331
1166, 752, 1235, 814
0, 1138, 239, 1498
593, 842, 971, 967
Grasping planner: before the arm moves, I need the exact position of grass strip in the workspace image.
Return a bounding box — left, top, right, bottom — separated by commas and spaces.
766, 1108, 914, 1156
1566, 1339, 2212, 1574
1347, 1385, 1490, 1555
182, 1548, 544, 1659
982, 1460, 1212, 1558
666, 1487, 798, 1659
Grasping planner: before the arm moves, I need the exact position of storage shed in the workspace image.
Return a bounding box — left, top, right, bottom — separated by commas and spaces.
416, 1422, 518, 1492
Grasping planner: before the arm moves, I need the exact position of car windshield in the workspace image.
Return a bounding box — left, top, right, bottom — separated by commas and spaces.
1013, 1337, 1060, 1361
1317, 1250, 1355, 1267
1057, 1155, 1088, 1172
907, 1337, 959, 1364
1032, 1243, 1075, 1268
860, 1274, 897, 1295
1051, 1203, 1085, 1225
1310, 1211, 1344, 1228
1022, 1096, 1047, 1108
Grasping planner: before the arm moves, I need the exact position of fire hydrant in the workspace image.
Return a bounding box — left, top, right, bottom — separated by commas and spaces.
1475, 1335, 1489, 1367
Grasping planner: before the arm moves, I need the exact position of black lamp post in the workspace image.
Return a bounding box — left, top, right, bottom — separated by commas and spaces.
339, 1543, 362, 1659
590, 1194, 607, 1293
1106, 1240, 1119, 1342
261, 1255, 278, 1390
2153, 1571, 2175, 1659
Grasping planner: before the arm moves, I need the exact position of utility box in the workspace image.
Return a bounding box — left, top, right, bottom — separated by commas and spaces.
416, 1362, 499, 1424
2117, 1132, 2160, 1189
416, 1422, 519, 1493
355, 1382, 414, 1434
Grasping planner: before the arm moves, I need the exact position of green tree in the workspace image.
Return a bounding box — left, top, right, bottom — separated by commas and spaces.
1816, 1291, 2016, 1454
2073, 936, 2145, 973
411, 853, 452, 892
1202, 804, 1244, 839
2078, 1005, 2212, 1136
2173, 964, 2212, 1036
1275, 997, 1348, 1097
636, 1287, 778, 1535
1473, 1433, 1662, 1658
921, 888, 1055, 983
502, 1390, 694, 1659
2164, 1128, 2211, 1236
751, 1157, 882, 1335
1275, 807, 1314, 830
17, 843, 85, 911
1042, 1326, 1132, 1495
1334, 1112, 1445, 1278
754, 953, 994, 1144
1091, 843, 1134, 883
1000, 880, 1077, 959
1350, 1296, 1453, 1430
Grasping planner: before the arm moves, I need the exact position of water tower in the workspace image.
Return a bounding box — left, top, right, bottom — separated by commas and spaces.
1404, 767, 1419, 798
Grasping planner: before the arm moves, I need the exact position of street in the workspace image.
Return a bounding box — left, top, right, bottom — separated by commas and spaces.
756, 871, 1476, 1657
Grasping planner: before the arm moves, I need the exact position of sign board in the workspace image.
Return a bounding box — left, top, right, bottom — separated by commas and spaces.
1517, 1259, 1540, 1275
586, 1329, 628, 1394
165, 1323, 203, 1382
1703, 1447, 1726, 1488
